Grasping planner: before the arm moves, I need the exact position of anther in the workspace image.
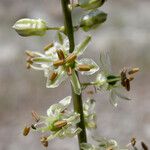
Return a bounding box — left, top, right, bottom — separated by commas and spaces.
125, 79, 130, 91
25, 51, 35, 58
77, 64, 91, 71
53, 60, 64, 67
131, 138, 136, 147
54, 120, 67, 128
128, 68, 139, 75
31, 111, 40, 122
141, 141, 148, 150
31, 124, 36, 130
65, 53, 77, 63
50, 72, 58, 81
44, 43, 54, 51
56, 50, 65, 60
23, 126, 30, 136
40, 137, 48, 147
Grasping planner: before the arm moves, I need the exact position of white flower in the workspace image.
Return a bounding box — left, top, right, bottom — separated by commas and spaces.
31, 96, 81, 142
26, 32, 99, 95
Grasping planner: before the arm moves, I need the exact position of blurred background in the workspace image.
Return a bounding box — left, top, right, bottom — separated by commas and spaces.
0, 0, 150, 149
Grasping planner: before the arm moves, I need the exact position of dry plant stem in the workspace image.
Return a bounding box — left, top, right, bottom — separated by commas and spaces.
61, 0, 87, 149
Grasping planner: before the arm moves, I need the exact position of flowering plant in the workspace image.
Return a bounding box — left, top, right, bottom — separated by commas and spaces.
13, 0, 147, 150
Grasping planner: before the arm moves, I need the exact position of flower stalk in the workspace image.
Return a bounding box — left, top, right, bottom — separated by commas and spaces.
61, 0, 87, 149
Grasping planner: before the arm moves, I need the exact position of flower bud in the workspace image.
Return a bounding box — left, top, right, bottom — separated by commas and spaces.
80, 9, 107, 31
13, 18, 47, 37
79, 0, 107, 10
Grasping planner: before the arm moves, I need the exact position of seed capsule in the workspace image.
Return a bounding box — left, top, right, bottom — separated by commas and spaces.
80, 9, 107, 31
79, 0, 107, 10
65, 54, 77, 63
77, 64, 91, 71
54, 120, 67, 128
53, 60, 64, 67
40, 137, 48, 147
13, 18, 47, 37
23, 126, 30, 136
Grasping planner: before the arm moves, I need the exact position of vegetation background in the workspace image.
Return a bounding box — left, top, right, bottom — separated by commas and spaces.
0, 0, 150, 149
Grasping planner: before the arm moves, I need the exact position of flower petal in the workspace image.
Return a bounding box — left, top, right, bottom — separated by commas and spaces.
76, 58, 99, 75
70, 70, 81, 95
109, 89, 118, 107
59, 96, 71, 108
74, 36, 91, 56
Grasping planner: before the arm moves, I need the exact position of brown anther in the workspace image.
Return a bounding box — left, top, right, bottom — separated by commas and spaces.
31, 124, 36, 130
43, 43, 54, 51
50, 72, 58, 81
128, 68, 139, 75
131, 138, 136, 147
31, 111, 40, 122
26, 57, 33, 64
40, 137, 48, 147
23, 126, 30, 136
26, 63, 31, 69
77, 64, 91, 71
125, 78, 130, 91
129, 77, 134, 81
66, 67, 72, 76
65, 53, 77, 63
56, 50, 65, 60
141, 142, 148, 150
25, 51, 35, 58
53, 60, 64, 67
54, 120, 67, 128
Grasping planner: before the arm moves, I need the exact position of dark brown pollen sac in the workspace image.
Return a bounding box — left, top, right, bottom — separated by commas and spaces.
50, 72, 58, 81
23, 126, 30, 136
56, 49, 65, 60
141, 141, 149, 150
40, 137, 48, 147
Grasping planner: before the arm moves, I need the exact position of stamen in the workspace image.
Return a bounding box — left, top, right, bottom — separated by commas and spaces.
66, 67, 72, 76
31, 111, 40, 122
129, 77, 134, 81
25, 50, 35, 57
31, 124, 36, 130
54, 120, 67, 128
141, 142, 148, 150
77, 64, 91, 71
23, 126, 30, 136
131, 138, 136, 147
53, 60, 64, 67
125, 79, 130, 91
50, 72, 58, 81
128, 68, 139, 75
26, 63, 31, 69
43, 43, 54, 51
65, 53, 77, 63
56, 50, 65, 60
40, 137, 48, 147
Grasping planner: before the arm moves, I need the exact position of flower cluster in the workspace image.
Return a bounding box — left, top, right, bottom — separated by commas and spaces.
94, 51, 139, 107
23, 96, 81, 147
26, 32, 99, 95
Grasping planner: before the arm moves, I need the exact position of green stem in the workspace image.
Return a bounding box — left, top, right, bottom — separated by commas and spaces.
61, 0, 87, 149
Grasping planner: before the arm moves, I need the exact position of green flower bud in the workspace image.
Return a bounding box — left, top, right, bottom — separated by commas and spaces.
13, 18, 47, 37
79, 0, 107, 10
80, 9, 107, 31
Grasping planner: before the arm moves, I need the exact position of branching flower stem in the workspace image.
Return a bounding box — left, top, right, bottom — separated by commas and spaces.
61, 0, 87, 149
